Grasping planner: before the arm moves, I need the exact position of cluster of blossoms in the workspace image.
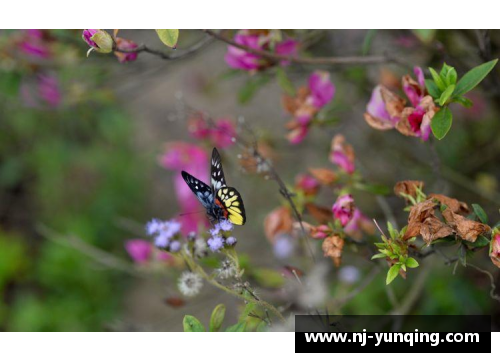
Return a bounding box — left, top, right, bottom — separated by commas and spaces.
207, 220, 237, 252
82, 29, 138, 63
225, 30, 298, 72
146, 218, 183, 252
14, 30, 62, 108
364, 67, 436, 141
187, 113, 237, 149
282, 71, 335, 144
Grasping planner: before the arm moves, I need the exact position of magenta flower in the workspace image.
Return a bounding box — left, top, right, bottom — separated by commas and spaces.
38, 74, 61, 107
19, 30, 50, 59
364, 85, 401, 130
212, 119, 236, 149
295, 173, 320, 196
225, 30, 298, 71
82, 29, 99, 48
490, 232, 500, 268
159, 142, 210, 234
114, 37, 138, 63
125, 239, 152, 264
330, 135, 355, 174
344, 209, 374, 239
332, 194, 355, 227
403, 67, 426, 107
308, 71, 335, 108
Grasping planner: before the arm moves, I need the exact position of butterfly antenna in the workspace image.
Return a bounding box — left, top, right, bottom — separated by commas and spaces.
178, 210, 205, 217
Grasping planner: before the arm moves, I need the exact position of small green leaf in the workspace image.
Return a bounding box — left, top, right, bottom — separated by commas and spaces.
387, 222, 397, 240
412, 29, 436, 44
406, 257, 419, 268
445, 68, 458, 86
183, 315, 205, 332
454, 96, 473, 108
276, 68, 295, 96
386, 264, 401, 285
438, 84, 455, 106
209, 304, 226, 332
371, 253, 387, 260
472, 204, 488, 224
238, 75, 271, 104
431, 107, 452, 140
429, 67, 446, 91
425, 79, 440, 99
155, 29, 179, 48
453, 59, 498, 97
225, 321, 247, 332
474, 235, 491, 248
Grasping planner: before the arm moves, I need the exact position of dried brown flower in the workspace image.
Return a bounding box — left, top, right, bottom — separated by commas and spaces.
264, 206, 293, 243
442, 209, 490, 243
322, 235, 345, 267
427, 193, 469, 215
308, 168, 337, 185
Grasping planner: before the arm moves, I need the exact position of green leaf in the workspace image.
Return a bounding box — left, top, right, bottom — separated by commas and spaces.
361, 29, 378, 55
425, 79, 440, 99
453, 59, 498, 97
386, 264, 401, 285
238, 75, 271, 104
251, 268, 285, 288
474, 235, 491, 248
429, 67, 446, 91
454, 96, 473, 108
355, 182, 390, 195
387, 222, 397, 240
155, 29, 179, 48
183, 315, 205, 332
472, 204, 488, 224
438, 84, 455, 106
371, 253, 387, 260
412, 30, 436, 44
431, 107, 452, 140
209, 304, 226, 332
445, 68, 458, 86
225, 321, 247, 332
406, 257, 419, 268
276, 68, 295, 96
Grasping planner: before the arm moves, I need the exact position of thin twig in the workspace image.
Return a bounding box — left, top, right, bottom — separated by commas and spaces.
203, 29, 410, 68
115, 35, 213, 60
468, 263, 500, 303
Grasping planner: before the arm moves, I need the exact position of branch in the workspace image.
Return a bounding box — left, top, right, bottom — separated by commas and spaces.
115, 35, 213, 60
203, 29, 409, 68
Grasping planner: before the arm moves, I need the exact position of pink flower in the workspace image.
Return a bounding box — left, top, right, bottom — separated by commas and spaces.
38, 74, 61, 107
125, 239, 152, 264
403, 67, 426, 107
344, 209, 375, 239
330, 135, 355, 174
490, 233, 500, 269
82, 29, 99, 48
332, 194, 355, 227
212, 119, 236, 149
295, 173, 320, 196
188, 114, 212, 139
159, 142, 210, 234
364, 85, 401, 129
19, 29, 51, 59
114, 37, 138, 63
310, 225, 332, 239
225, 30, 298, 71
308, 71, 335, 108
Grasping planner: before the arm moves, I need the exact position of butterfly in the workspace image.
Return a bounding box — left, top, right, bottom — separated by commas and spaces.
181, 148, 246, 225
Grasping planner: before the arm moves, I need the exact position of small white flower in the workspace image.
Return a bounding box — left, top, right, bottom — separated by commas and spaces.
178, 271, 203, 297
194, 238, 208, 259
217, 259, 237, 279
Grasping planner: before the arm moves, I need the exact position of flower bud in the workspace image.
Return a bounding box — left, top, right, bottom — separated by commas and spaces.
82, 29, 114, 54
490, 232, 500, 269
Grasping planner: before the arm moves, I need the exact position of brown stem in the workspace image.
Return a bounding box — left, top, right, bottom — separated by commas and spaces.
203, 29, 410, 68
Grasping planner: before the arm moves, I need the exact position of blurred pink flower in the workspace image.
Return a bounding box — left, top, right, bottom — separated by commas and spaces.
308, 71, 335, 108
295, 173, 320, 196
159, 142, 210, 234
20, 74, 62, 109
187, 114, 236, 149
310, 224, 332, 239
364, 85, 400, 129
344, 209, 375, 239
225, 30, 298, 71
490, 233, 500, 269
125, 239, 152, 264
330, 135, 355, 174
114, 37, 138, 63
332, 194, 355, 227
19, 29, 51, 59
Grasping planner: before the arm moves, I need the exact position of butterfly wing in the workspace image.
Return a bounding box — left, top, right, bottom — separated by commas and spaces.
181, 171, 214, 209
211, 148, 227, 193
215, 187, 246, 225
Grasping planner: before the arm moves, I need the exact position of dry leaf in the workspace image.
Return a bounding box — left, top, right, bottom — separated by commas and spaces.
264, 206, 293, 243
442, 209, 490, 242
403, 199, 437, 240
428, 193, 469, 215
420, 216, 454, 244
322, 235, 345, 267
305, 203, 333, 224
394, 180, 425, 199
380, 86, 406, 119
308, 168, 337, 185
363, 112, 395, 130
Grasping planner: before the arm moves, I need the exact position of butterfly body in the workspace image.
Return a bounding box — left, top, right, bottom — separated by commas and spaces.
181, 148, 246, 225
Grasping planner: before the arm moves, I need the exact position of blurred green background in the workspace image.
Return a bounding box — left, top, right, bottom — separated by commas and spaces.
0, 30, 499, 331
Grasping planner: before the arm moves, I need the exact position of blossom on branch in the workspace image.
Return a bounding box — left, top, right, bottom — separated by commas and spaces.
332, 194, 355, 227
114, 37, 138, 63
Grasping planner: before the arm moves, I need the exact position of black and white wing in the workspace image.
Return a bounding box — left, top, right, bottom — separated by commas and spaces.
181, 171, 214, 209
211, 148, 227, 192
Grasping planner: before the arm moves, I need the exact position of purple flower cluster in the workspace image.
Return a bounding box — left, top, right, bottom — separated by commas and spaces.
146, 218, 182, 252
207, 220, 236, 252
